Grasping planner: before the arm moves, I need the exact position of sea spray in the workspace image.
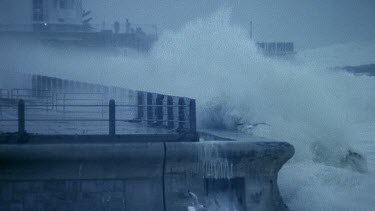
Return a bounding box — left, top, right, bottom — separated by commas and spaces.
196, 143, 243, 211
1, 7, 375, 211
197, 142, 234, 179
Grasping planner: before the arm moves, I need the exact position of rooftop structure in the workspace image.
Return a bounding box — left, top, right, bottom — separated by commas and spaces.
0, 0, 157, 51
0, 0, 85, 32
256, 42, 296, 58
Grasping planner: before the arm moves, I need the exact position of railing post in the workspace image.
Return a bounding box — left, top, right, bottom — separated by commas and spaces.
109, 99, 116, 136
32, 75, 37, 97
189, 99, 197, 133
147, 93, 153, 126
63, 80, 69, 93
137, 92, 144, 120
104, 87, 109, 95
67, 80, 73, 92
63, 94, 66, 114
51, 78, 58, 93
57, 79, 63, 93
155, 94, 164, 126
177, 98, 186, 132
167, 96, 174, 129
41, 76, 47, 94
18, 99, 25, 134
46, 77, 52, 92
36, 75, 42, 97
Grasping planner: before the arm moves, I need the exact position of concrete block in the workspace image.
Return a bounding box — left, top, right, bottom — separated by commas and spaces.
81, 181, 98, 193
125, 179, 163, 211
0, 140, 293, 211
44, 181, 67, 193
165, 141, 294, 211
0, 143, 164, 180
0, 203, 24, 211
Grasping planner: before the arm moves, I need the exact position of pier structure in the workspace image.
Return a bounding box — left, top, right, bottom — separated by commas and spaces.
0, 73, 294, 211
0, 0, 157, 52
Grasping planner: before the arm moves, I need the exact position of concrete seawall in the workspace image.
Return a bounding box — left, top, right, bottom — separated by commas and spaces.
0, 141, 294, 211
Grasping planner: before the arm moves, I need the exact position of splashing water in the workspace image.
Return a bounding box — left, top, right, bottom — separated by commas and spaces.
197, 142, 234, 179
1, 7, 375, 211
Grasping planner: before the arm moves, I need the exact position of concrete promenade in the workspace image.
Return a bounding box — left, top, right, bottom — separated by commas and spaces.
0, 139, 294, 211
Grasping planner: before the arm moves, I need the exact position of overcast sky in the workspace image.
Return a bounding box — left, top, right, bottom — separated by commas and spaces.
85, 0, 375, 49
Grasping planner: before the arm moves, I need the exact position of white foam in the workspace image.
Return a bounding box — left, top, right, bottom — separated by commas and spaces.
1, 7, 375, 210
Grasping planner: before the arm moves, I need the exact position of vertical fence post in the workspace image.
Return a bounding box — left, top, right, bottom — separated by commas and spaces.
18, 99, 25, 134
81, 83, 88, 93
74, 81, 79, 92
104, 87, 109, 96
46, 77, 52, 92
120, 88, 126, 104
67, 80, 72, 92
41, 76, 47, 94
109, 99, 116, 136
156, 94, 164, 126
89, 84, 94, 94
51, 78, 57, 93
189, 99, 197, 133
57, 79, 63, 93
147, 93, 153, 126
167, 96, 174, 129
63, 80, 69, 93
32, 75, 37, 97
36, 75, 42, 97
63, 93, 66, 114
177, 98, 186, 132
46, 77, 52, 106
137, 92, 144, 120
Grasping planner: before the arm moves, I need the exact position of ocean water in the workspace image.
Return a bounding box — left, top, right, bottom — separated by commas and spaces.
1, 7, 375, 211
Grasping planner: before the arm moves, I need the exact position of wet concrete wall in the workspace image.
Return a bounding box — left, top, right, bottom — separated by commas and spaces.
0, 140, 294, 211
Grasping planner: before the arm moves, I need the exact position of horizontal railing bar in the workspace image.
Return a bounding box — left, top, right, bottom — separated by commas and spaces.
11, 95, 53, 97
11, 97, 53, 99
57, 93, 106, 95
56, 99, 105, 101
53, 111, 107, 113
0, 104, 191, 108
0, 119, 108, 122
0, 119, 188, 123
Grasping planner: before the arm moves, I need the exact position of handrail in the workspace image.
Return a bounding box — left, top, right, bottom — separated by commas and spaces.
0, 99, 197, 136
1, 74, 197, 136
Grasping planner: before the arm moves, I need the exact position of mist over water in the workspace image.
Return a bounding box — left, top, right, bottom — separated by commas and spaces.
1, 8, 375, 211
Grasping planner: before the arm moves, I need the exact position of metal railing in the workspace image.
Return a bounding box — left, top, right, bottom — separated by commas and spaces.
1, 74, 197, 137
0, 99, 196, 136
55, 92, 107, 115
11, 88, 54, 101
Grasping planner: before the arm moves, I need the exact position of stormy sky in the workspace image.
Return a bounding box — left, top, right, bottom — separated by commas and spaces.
84, 0, 375, 49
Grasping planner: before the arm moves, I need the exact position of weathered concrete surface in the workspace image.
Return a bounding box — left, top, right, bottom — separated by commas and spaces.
165, 141, 294, 211
0, 143, 164, 180
0, 143, 165, 211
0, 141, 294, 211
